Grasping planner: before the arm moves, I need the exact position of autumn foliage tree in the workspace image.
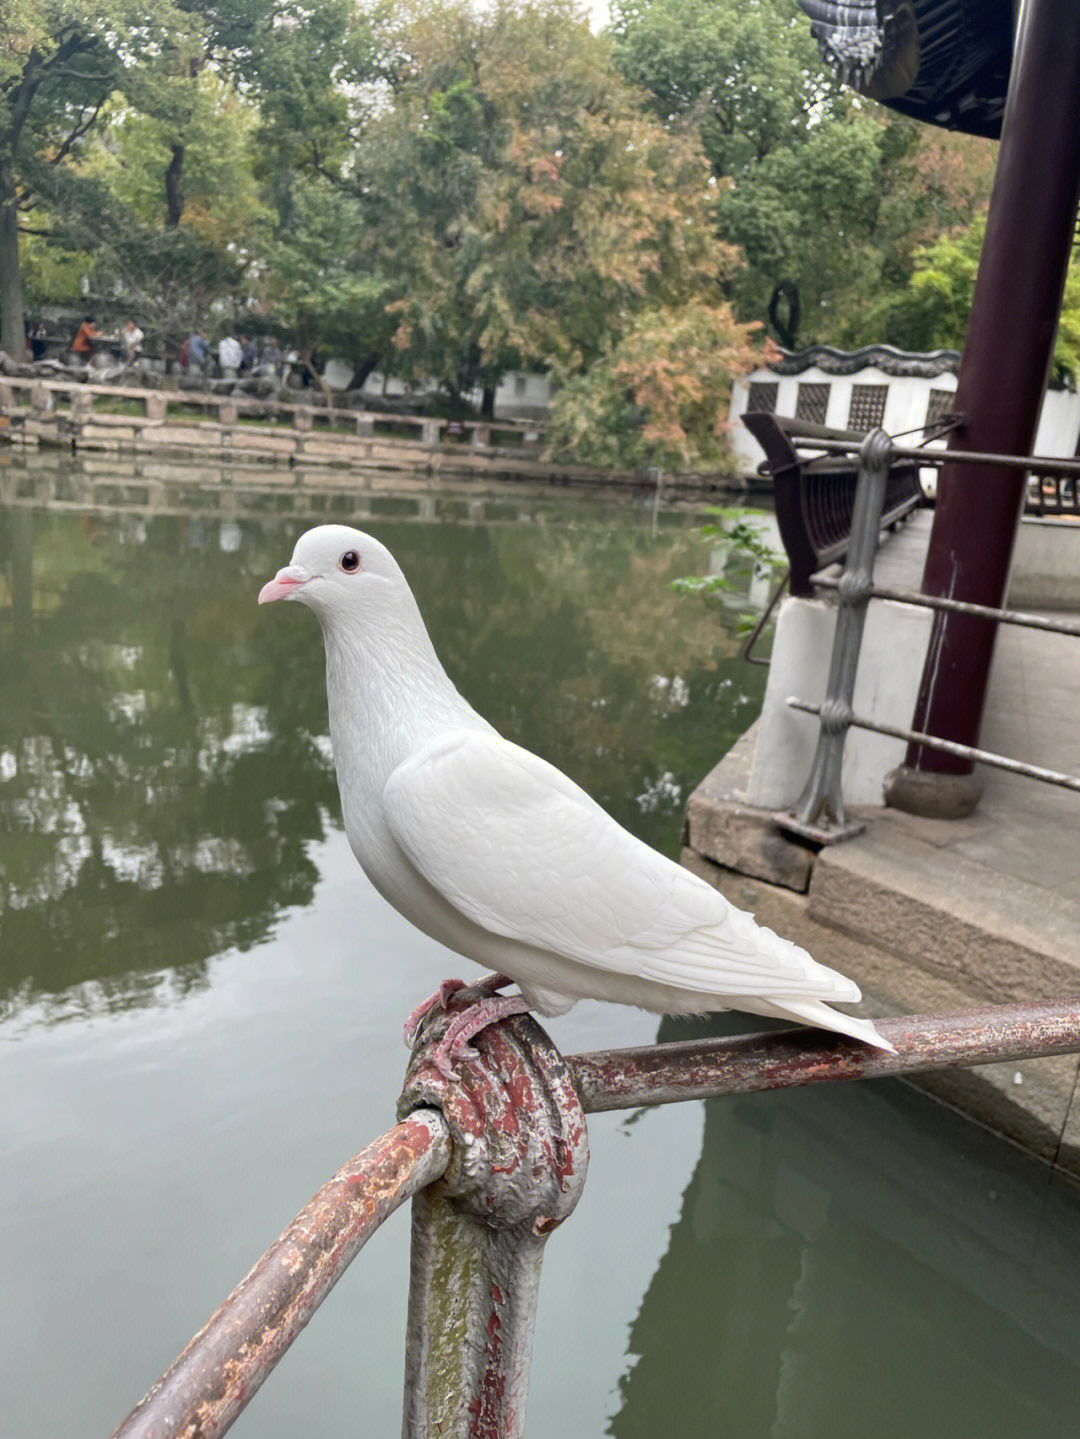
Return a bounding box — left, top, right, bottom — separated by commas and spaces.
352, 0, 754, 419
548, 302, 764, 471
2, 0, 1008, 470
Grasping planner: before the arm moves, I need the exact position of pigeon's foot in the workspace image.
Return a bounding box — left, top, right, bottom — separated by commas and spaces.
402, 979, 466, 1047
402, 972, 512, 1048
428, 993, 533, 1081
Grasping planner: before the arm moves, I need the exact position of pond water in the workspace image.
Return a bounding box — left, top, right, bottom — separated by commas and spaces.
3, 453, 1080, 1439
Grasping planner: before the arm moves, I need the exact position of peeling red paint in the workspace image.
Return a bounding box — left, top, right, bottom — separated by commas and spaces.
400, 1008, 590, 1439
112, 998, 1080, 1439
567, 1000, 1080, 1114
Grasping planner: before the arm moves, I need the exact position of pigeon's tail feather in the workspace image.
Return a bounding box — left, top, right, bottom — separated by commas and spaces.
745, 997, 897, 1053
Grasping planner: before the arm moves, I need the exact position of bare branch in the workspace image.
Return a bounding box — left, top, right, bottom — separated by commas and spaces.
2, 31, 102, 152
309, 137, 345, 187
48, 92, 109, 166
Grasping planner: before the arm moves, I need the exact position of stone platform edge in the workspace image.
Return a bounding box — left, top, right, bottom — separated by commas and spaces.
681, 728, 1080, 1176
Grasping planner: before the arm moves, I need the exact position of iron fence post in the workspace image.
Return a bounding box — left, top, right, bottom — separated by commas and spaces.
398, 1005, 590, 1439
778, 428, 892, 843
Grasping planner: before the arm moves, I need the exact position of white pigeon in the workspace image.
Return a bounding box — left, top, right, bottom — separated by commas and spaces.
259, 524, 893, 1076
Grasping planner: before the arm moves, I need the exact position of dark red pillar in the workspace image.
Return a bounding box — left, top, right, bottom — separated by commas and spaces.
886, 0, 1080, 818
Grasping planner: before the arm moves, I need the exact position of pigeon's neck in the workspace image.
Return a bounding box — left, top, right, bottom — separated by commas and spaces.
320, 594, 480, 791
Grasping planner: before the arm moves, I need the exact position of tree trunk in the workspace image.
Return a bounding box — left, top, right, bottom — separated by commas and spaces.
0, 160, 28, 361
165, 144, 185, 227
481, 384, 496, 419
354, 351, 381, 389
300, 343, 333, 407
767, 282, 801, 351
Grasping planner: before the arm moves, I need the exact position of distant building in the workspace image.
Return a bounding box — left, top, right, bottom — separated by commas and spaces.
359, 370, 552, 420
729, 345, 1080, 485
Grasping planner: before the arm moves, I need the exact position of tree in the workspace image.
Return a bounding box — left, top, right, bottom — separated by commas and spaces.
610, 0, 858, 345
233, 0, 388, 376
257, 175, 394, 384
895, 216, 1080, 382
718, 111, 887, 345
611, 0, 842, 179
548, 302, 763, 471
352, 0, 742, 410
58, 70, 269, 356
609, 0, 997, 350
0, 0, 191, 358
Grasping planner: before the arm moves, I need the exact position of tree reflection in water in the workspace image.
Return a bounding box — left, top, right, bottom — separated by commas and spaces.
7, 460, 1080, 1439
0, 508, 336, 1021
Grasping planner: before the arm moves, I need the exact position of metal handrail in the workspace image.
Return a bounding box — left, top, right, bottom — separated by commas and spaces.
110, 1113, 451, 1439
570, 999, 1080, 1109
813, 574, 1080, 639
111, 999, 1080, 1439
775, 427, 1080, 841
787, 697, 1080, 793
795, 433, 1080, 478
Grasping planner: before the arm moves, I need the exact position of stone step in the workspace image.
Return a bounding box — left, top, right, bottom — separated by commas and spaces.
809, 816, 1080, 1001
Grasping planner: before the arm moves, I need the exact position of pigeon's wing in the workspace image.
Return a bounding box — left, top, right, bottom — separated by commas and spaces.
383, 729, 858, 1001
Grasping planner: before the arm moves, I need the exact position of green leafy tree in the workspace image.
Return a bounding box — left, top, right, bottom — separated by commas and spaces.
895, 215, 1080, 381
236, 0, 387, 376
49, 71, 270, 355
611, 0, 855, 345
718, 111, 887, 345
611, 0, 842, 179
257, 176, 394, 384
610, 0, 996, 350
0, 0, 193, 358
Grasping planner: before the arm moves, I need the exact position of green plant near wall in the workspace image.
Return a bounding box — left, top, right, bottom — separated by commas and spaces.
671, 507, 785, 636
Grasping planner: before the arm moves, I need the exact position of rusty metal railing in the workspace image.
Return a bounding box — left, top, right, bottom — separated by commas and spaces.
771, 428, 1080, 842
110, 997, 1080, 1439
111, 1113, 451, 1439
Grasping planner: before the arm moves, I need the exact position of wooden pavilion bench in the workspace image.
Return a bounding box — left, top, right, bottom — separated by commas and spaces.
742, 412, 925, 596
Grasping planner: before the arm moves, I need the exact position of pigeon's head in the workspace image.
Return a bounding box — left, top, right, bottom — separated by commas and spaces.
258, 525, 407, 624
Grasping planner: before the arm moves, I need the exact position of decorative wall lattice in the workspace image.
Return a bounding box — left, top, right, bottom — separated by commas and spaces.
847, 384, 889, 432
795, 382, 831, 425
924, 387, 956, 434
746, 381, 780, 414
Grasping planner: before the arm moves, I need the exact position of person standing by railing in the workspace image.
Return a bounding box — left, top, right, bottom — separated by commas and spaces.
186, 331, 208, 378
218, 332, 242, 381
120, 320, 144, 364
260, 335, 282, 382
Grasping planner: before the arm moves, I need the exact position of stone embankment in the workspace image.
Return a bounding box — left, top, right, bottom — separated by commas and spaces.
682, 514, 1080, 1173
0, 375, 738, 494
0, 375, 586, 479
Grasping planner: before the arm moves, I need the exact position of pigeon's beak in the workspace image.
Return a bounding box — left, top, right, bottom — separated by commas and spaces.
258, 564, 313, 604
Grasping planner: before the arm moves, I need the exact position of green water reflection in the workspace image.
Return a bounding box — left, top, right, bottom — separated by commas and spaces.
0, 468, 760, 1024
615, 1016, 1080, 1439
3, 454, 1080, 1439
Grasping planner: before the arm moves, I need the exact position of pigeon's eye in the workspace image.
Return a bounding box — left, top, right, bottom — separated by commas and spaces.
339, 551, 361, 574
